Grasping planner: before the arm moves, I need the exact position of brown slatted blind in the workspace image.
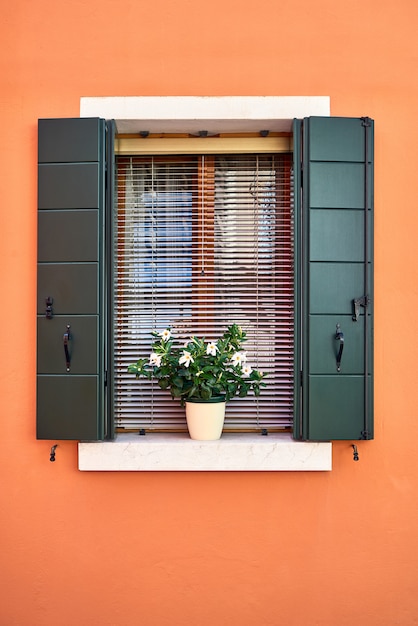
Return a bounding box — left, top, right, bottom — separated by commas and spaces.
114, 152, 293, 431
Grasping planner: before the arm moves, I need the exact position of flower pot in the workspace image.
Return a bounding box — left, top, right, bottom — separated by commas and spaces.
185, 397, 226, 440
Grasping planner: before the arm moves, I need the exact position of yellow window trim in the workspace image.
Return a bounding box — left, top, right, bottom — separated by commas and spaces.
115, 134, 292, 156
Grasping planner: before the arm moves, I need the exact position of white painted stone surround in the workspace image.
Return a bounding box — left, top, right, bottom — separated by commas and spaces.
78, 96, 332, 472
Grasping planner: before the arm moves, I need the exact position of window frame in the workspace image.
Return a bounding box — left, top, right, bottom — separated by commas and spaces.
113, 149, 294, 433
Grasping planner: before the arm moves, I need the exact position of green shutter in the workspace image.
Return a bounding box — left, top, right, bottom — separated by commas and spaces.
37, 118, 109, 440
294, 117, 374, 441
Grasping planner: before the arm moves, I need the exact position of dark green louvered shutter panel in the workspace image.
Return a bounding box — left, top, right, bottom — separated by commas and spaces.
294, 116, 374, 441
37, 118, 109, 440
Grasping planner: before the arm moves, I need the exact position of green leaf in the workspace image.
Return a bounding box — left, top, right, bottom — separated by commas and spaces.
171, 386, 183, 398
186, 386, 197, 398
201, 386, 211, 400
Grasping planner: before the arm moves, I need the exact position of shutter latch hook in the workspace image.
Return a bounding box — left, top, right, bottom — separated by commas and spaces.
50, 445, 58, 462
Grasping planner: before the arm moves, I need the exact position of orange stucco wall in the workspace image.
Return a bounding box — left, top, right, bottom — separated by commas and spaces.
1, 1, 418, 624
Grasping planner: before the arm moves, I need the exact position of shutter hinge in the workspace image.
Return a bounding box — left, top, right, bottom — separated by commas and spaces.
352, 295, 370, 322
361, 116, 372, 127
300, 371, 303, 386
45, 296, 53, 319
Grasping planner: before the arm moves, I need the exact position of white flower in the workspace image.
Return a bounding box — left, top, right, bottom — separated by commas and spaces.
241, 364, 253, 378
231, 352, 247, 367
179, 351, 194, 368
149, 352, 162, 367
158, 329, 171, 342
206, 341, 218, 356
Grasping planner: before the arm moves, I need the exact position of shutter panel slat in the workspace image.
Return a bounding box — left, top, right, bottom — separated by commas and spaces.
294, 116, 374, 441
37, 118, 107, 440
114, 153, 294, 431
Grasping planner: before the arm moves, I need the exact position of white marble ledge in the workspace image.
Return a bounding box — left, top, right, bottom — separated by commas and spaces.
78, 433, 332, 472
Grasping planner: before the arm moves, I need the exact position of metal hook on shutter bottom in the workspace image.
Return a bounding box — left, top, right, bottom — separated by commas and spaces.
335, 324, 344, 372
63, 324, 71, 372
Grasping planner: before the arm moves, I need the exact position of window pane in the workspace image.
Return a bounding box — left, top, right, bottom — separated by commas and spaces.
114, 153, 293, 431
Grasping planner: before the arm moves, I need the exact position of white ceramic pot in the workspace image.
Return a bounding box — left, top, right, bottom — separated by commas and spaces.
185, 398, 226, 440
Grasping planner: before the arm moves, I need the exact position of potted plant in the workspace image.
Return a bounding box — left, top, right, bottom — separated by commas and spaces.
128, 324, 267, 440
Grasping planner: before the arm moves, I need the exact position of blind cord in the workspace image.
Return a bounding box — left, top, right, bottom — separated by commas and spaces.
201, 154, 205, 276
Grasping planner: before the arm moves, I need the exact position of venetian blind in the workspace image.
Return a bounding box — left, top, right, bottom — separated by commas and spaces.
114, 153, 294, 431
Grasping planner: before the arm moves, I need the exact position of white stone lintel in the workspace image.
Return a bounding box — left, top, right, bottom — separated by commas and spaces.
78, 433, 332, 472
80, 95, 330, 134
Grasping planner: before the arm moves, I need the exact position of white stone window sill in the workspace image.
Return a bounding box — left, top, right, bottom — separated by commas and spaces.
78, 433, 332, 471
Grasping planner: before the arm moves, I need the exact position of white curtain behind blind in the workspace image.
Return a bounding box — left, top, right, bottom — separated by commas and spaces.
114, 153, 294, 431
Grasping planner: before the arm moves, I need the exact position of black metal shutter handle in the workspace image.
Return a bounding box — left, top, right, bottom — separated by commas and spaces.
335, 324, 344, 372
63, 325, 71, 372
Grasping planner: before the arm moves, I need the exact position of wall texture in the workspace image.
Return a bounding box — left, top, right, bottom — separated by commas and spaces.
1, 1, 417, 624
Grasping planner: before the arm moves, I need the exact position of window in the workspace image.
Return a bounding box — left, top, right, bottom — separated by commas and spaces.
114, 151, 293, 432
37, 98, 374, 449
